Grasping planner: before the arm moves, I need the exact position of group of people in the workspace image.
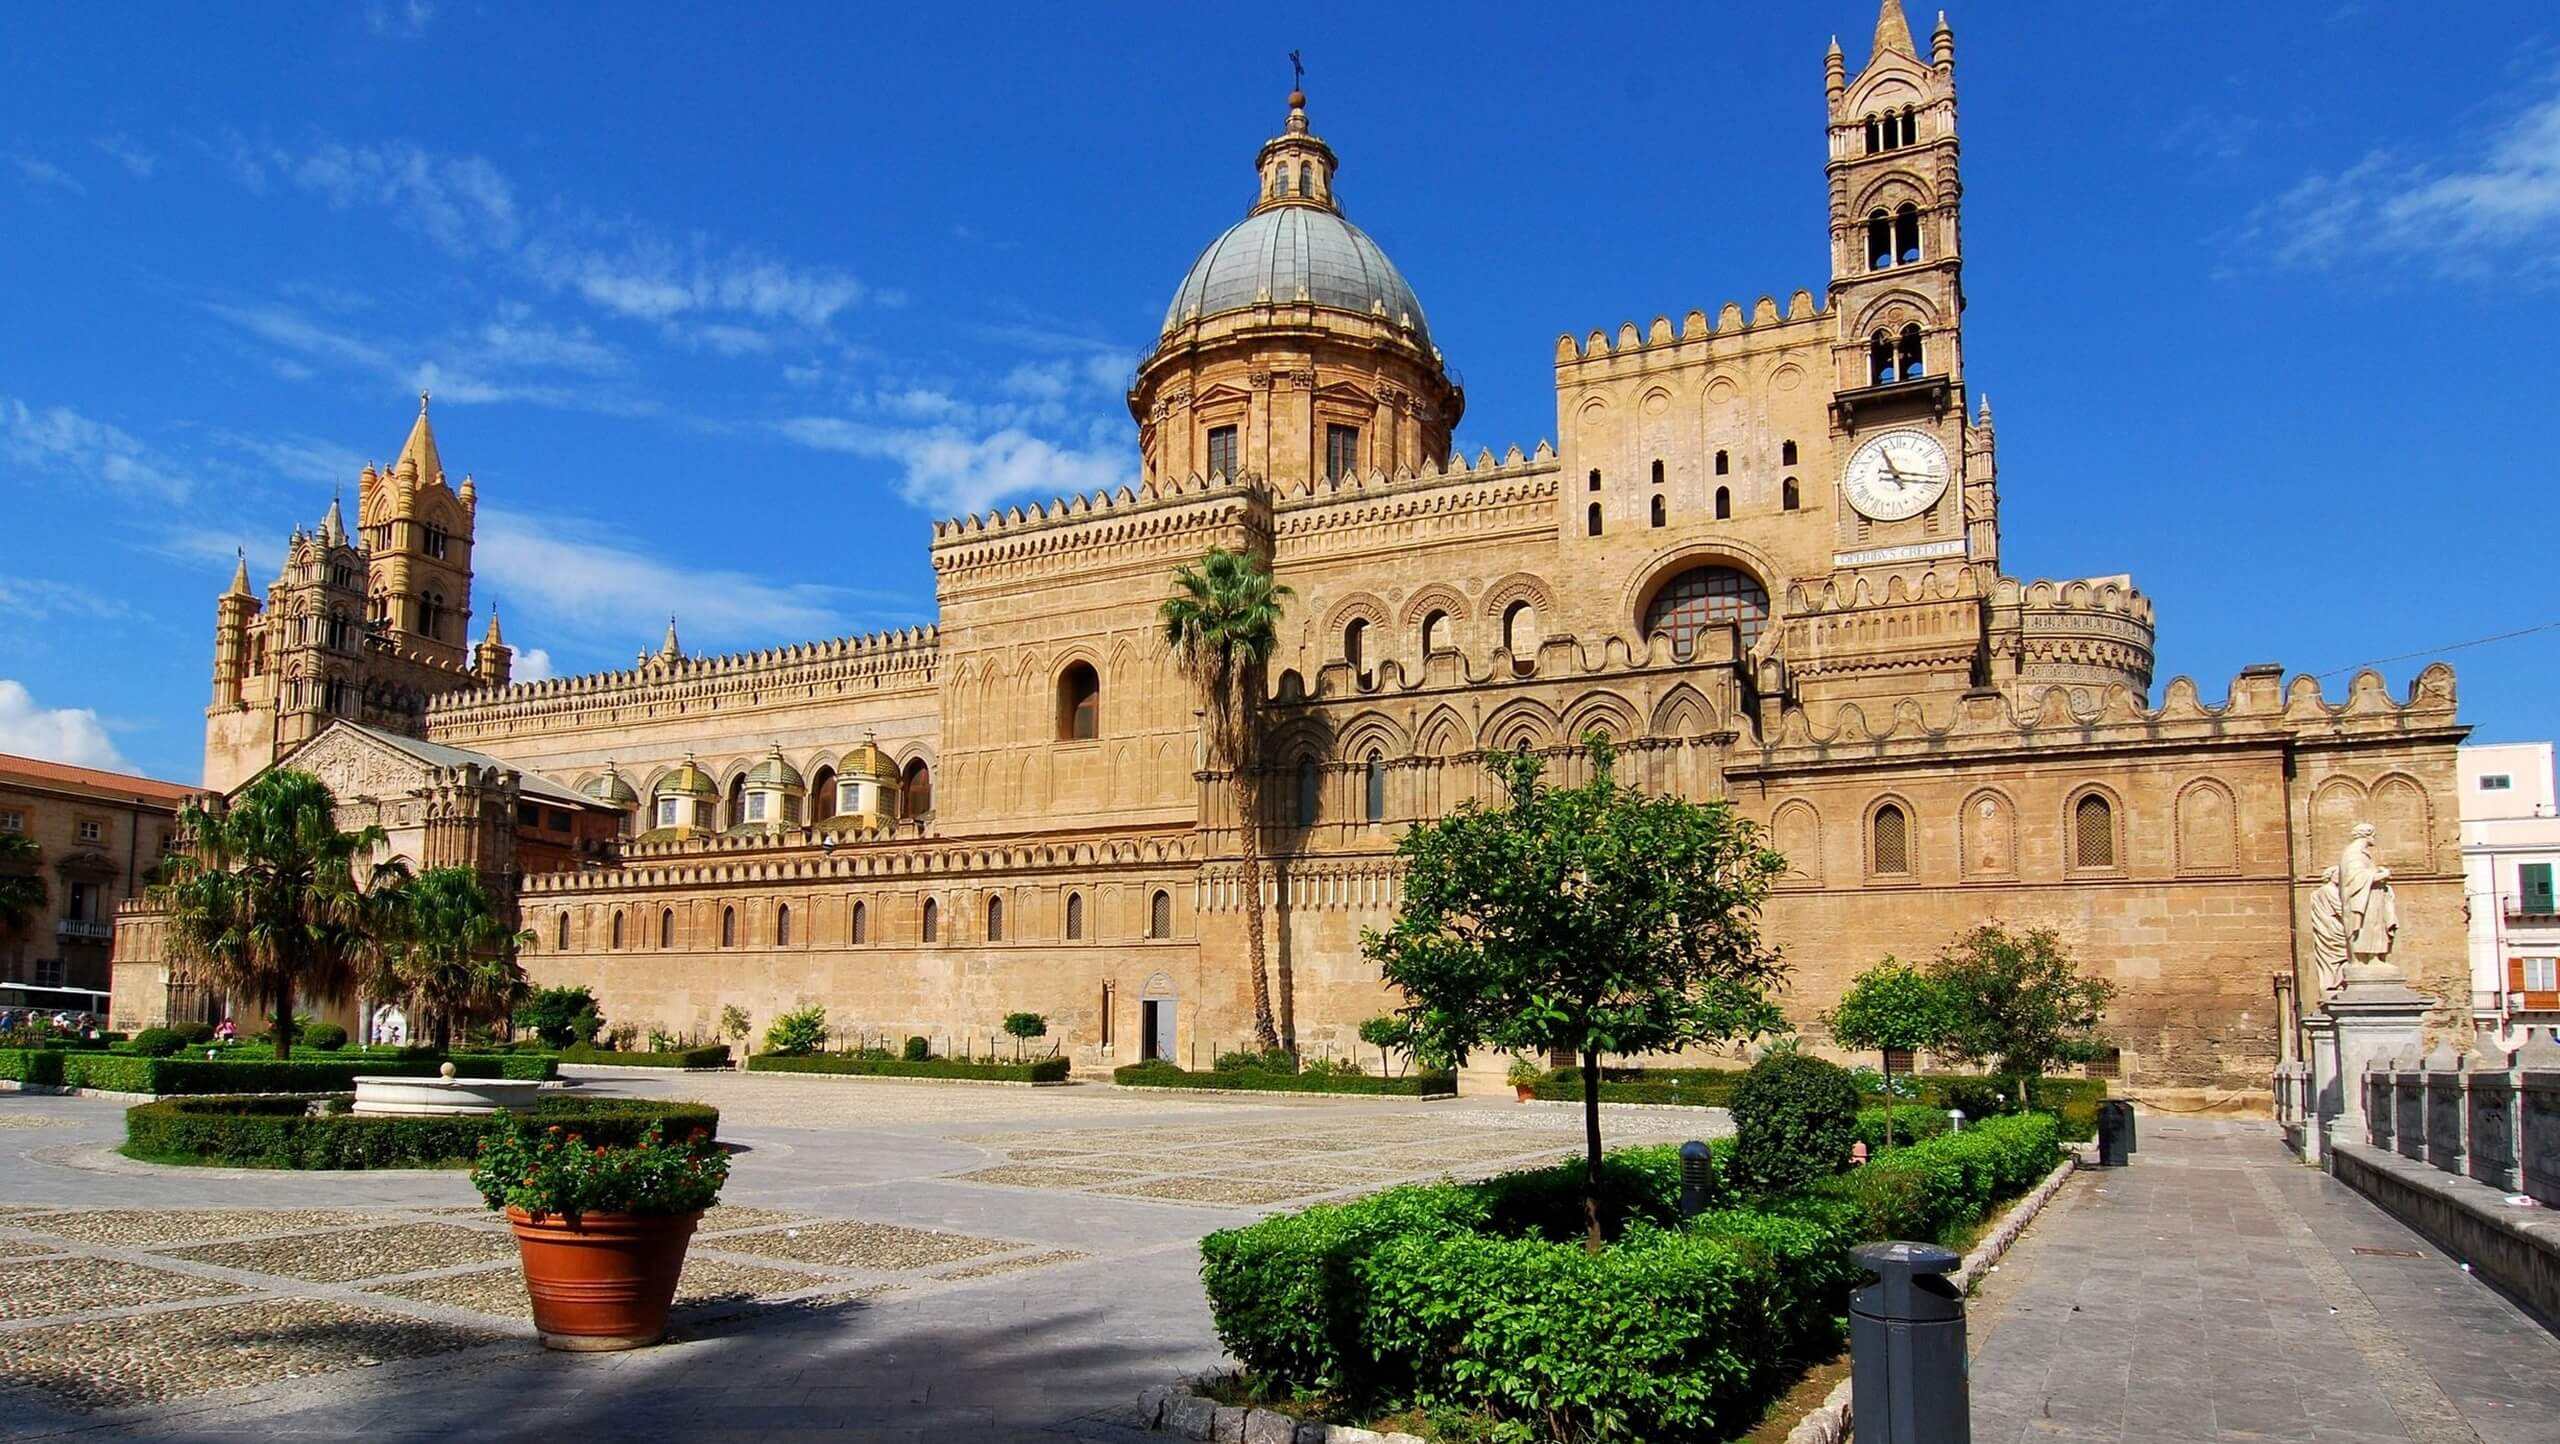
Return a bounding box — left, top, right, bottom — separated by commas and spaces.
0, 1008, 104, 1037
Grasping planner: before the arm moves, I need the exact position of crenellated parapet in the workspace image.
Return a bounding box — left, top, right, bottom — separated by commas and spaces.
1553, 291, 1828, 370
1988, 573, 2158, 705
423, 625, 940, 738
928, 471, 1264, 593
519, 826, 1196, 899
1271, 447, 1561, 555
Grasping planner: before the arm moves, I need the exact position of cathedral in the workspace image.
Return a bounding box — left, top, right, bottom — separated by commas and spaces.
121, 2, 2468, 1105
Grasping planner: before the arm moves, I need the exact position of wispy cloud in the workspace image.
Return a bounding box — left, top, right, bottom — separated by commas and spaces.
225, 136, 517, 255
90, 135, 156, 178
199, 298, 649, 415
366, 0, 435, 39
522, 234, 866, 329
776, 415, 1133, 519
9, 154, 85, 196
0, 579, 134, 625
509, 646, 556, 682
0, 396, 184, 500
2245, 76, 2560, 278
215, 430, 369, 487
146, 526, 281, 581
0, 679, 129, 771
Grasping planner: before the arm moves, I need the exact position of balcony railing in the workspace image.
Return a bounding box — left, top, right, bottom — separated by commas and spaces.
55, 918, 113, 943
2503, 890, 2560, 926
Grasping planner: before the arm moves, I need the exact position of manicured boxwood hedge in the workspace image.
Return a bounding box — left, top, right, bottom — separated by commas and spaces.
748, 1052, 1070, 1084
1531, 1066, 2110, 1140
560, 1043, 732, 1069
1113, 1061, 1457, 1097
1, 1050, 556, 1095
1199, 1114, 2061, 1442
124, 1093, 720, 1170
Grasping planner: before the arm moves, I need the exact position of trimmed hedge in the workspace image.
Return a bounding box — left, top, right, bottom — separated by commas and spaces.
1529, 1065, 2109, 1140
124, 1093, 720, 1170
1113, 1061, 1457, 1097
0, 1049, 66, 1086
749, 1052, 1070, 1084
560, 1043, 732, 1070
1200, 1115, 2063, 1442
5, 1050, 557, 1095
1851, 1104, 1953, 1151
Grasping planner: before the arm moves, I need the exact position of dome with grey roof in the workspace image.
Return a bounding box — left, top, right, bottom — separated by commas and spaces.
1161, 207, 1433, 353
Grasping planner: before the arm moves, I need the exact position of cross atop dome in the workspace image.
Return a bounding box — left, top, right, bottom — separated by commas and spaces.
1251, 66, 1339, 217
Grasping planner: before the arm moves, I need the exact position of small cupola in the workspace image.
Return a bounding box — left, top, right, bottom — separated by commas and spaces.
1252, 88, 1339, 215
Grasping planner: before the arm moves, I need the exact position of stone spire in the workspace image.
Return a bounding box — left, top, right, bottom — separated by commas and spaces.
1251, 79, 1341, 216
473, 606, 512, 686
1872, 0, 1917, 59
457, 471, 477, 510
319, 491, 347, 547
395, 390, 443, 484
658, 616, 682, 662
1826, 34, 1846, 98
225, 548, 252, 598
1932, 9, 1954, 70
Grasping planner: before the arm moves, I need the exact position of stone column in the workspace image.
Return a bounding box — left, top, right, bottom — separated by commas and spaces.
2306, 961, 2432, 1166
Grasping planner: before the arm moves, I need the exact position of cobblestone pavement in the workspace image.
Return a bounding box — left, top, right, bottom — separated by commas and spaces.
0, 1075, 1723, 1440
1965, 1118, 2560, 1444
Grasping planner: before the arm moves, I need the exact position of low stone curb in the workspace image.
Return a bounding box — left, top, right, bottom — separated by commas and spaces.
0, 1081, 155, 1102
740, 1068, 1074, 1088
1110, 1084, 1456, 1102
1778, 1145, 2083, 1444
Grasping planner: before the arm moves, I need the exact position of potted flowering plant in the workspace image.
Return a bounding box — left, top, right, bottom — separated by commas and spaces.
473, 1113, 729, 1350
1506, 1055, 1545, 1102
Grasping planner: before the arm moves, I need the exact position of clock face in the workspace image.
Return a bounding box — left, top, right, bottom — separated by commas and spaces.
1840, 429, 1950, 522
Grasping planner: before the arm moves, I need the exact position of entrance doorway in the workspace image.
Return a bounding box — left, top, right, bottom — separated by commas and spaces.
1140, 971, 1177, 1063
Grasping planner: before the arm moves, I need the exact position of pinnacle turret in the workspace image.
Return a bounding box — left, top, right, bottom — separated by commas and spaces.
1872, 0, 1916, 59
395, 390, 443, 485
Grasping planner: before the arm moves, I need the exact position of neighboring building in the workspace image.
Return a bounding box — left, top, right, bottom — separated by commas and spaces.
120, 2, 2472, 1104
2459, 742, 2560, 1039
0, 753, 196, 1004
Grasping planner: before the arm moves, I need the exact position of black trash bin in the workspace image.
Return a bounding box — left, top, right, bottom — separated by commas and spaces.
2096, 1099, 2135, 1167
1848, 1240, 1968, 1444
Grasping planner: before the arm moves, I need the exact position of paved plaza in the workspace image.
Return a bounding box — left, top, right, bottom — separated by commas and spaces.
4, 1078, 2556, 1442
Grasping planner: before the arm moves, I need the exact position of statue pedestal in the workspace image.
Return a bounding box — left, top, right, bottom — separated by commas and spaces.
2303, 964, 2431, 1165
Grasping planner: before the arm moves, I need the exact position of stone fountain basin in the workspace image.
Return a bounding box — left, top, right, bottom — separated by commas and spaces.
351, 1075, 547, 1117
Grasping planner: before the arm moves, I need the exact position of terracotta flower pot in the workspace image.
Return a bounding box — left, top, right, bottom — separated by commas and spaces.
1516, 1084, 1536, 1102
505, 1206, 700, 1350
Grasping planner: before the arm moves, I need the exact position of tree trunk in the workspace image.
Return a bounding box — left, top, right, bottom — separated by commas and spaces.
272, 978, 294, 1061
1581, 1045, 1605, 1253
1234, 767, 1281, 1053
1881, 1052, 1894, 1151
434, 1013, 453, 1055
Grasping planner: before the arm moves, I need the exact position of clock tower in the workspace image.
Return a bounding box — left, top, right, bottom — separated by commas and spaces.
1820, 2, 1987, 579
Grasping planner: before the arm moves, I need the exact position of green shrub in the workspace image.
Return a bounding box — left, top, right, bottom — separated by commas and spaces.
514, 986, 602, 1048
471, 1110, 726, 1219
1215, 1047, 1300, 1074
123, 1094, 720, 1169
1527, 1065, 1743, 1107
764, 1006, 828, 1057
1935, 1076, 2014, 1123
1730, 1051, 1861, 1196
302, 1022, 348, 1051
129, 1028, 186, 1058
1467, 1142, 1699, 1240
0, 1049, 66, 1085
901, 1034, 929, 1062
62, 1052, 557, 1095
559, 1042, 730, 1069
1821, 1113, 2060, 1245
1852, 1105, 1952, 1152
749, 1052, 1068, 1083
2024, 1076, 2107, 1142
1112, 1061, 1455, 1097
169, 1022, 216, 1045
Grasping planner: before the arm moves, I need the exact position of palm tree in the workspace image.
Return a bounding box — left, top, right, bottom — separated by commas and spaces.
0, 834, 45, 960
1161, 545, 1294, 1053
156, 769, 402, 1059
381, 866, 532, 1054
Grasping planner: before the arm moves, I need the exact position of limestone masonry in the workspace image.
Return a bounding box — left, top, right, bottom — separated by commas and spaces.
118, 2, 2469, 1105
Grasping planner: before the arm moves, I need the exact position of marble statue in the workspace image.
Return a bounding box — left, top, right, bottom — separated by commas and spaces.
2309, 865, 2349, 994
371, 1003, 409, 1047
2338, 822, 2398, 967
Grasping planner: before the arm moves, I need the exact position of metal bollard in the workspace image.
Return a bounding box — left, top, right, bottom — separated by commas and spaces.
1678, 1139, 1716, 1218
1849, 1241, 1968, 1444
2096, 1099, 2135, 1167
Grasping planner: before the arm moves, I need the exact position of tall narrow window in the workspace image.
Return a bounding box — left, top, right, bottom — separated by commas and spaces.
1059, 661, 1101, 740
1894, 204, 1922, 265
1502, 600, 1537, 656
1298, 161, 1312, 196
1325, 423, 1360, 482
1864, 116, 1881, 153
1783, 478, 1801, 511
1897, 324, 1925, 380
851, 900, 868, 943
1587, 502, 1603, 537
727, 776, 747, 829
1343, 618, 1367, 674
1150, 889, 1173, 939
1587, 468, 1601, 491
902, 759, 933, 816
1870, 331, 1896, 385
1296, 755, 1320, 826
1899, 108, 1917, 146
1422, 610, 1451, 654
1868, 209, 1893, 270
985, 896, 1004, 942
775, 904, 792, 946
1364, 752, 1386, 822
921, 897, 939, 942
1650, 494, 1667, 528
610, 911, 624, 949
556, 912, 568, 950
2072, 794, 2117, 869
721, 906, 736, 947
1714, 486, 1731, 520
1206, 425, 1239, 481
1782, 440, 1798, 466
1714, 450, 1729, 475
1065, 892, 1084, 940
1651, 459, 1664, 486
1872, 804, 1910, 875
659, 909, 673, 948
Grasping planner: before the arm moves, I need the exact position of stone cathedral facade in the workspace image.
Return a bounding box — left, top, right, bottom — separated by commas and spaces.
126, 3, 2468, 1104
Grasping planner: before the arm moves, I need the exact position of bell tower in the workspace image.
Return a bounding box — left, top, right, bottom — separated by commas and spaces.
361, 393, 476, 669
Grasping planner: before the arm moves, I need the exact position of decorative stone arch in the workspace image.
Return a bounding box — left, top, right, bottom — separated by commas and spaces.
1559, 690, 1640, 746
1050, 646, 1105, 741
2173, 777, 2239, 876
1414, 704, 1472, 759
1400, 584, 1470, 651
1323, 592, 1392, 672
1620, 538, 1787, 651
1849, 173, 1937, 220
2309, 776, 2367, 875
1863, 792, 1919, 880
1480, 697, 1560, 756
1849, 290, 1944, 340
1649, 684, 1720, 739
1334, 710, 1410, 761
1770, 798, 1822, 888
2368, 772, 2433, 872
1960, 786, 2018, 879
2063, 782, 2127, 874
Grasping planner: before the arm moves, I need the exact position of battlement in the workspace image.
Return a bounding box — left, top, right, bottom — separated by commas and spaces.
930, 470, 1254, 548
1555, 290, 1828, 367
1786, 564, 1987, 615
520, 827, 1195, 897
2000, 574, 2154, 625
422, 625, 939, 734
1279, 625, 1744, 708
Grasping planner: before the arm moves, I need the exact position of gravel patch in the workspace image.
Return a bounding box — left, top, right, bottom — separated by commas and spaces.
0, 1297, 507, 1409
710, 1221, 1011, 1270
933, 1248, 1087, 1280
160, 1223, 515, 1283
373, 1256, 839, 1320
364, 1266, 529, 1320
0, 1257, 252, 1320
16, 1209, 389, 1248
0, 1239, 66, 1260
671, 1256, 847, 1307
953, 1165, 1147, 1191
0, 1113, 67, 1129
1095, 1176, 1332, 1207
1204, 1164, 1410, 1188
1051, 1152, 1187, 1172
697, 1205, 818, 1235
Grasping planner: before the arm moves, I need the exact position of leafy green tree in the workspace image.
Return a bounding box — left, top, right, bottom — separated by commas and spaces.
1364, 736, 1787, 1249
1357, 1014, 1411, 1078
0, 833, 46, 951
765, 1005, 827, 1056
516, 985, 604, 1049
1001, 1010, 1047, 1060
1823, 959, 1958, 1148
1160, 545, 1295, 1052
155, 769, 404, 1060
1927, 923, 2116, 1108
380, 867, 532, 1054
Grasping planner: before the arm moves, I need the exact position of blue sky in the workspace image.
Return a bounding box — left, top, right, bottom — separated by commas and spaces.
0, 1, 2552, 785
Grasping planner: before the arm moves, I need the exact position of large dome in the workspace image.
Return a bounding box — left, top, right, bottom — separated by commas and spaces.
1161, 206, 1432, 354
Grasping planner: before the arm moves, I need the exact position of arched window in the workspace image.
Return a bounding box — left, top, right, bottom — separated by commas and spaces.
775, 904, 791, 947
1343, 618, 1367, 674
1782, 477, 1800, 511
1650, 494, 1667, 528
1897, 324, 1925, 380
610, 911, 624, 949
1872, 803, 1911, 875
1651, 459, 1664, 486
1422, 610, 1452, 654
659, 909, 673, 949
1365, 752, 1386, 822
1894, 204, 1922, 265
1714, 486, 1731, 520
1502, 600, 1537, 656
921, 897, 940, 942
850, 900, 868, 944
1065, 892, 1084, 941
1149, 889, 1172, 939
1868, 209, 1892, 270
1782, 440, 1799, 466
1870, 331, 1896, 386
726, 774, 746, 829
1642, 566, 1771, 658
555, 912, 568, 950
1296, 755, 1320, 826
985, 895, 1003, 942
1587, 468, 1601, 492
902, 759, 933, 816
1864, 116, 1881, 154
720, 906, 736, 947
2073, 793, 2117, 869
1298, 161, 1311, 195
1714, 450, 1729, 476
809, 766, 837, 822
1059, 661, 1100, 741
1899, 108, 1918, 147
1587, 502, 1603, 537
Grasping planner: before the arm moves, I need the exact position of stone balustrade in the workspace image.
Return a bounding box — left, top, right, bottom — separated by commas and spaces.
2359, 1032, 2560, 1203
